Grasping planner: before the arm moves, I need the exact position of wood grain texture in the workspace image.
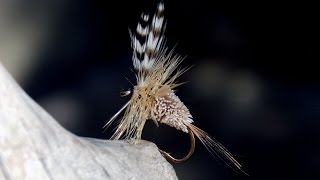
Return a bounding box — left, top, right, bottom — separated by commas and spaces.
0, 63, 178, 180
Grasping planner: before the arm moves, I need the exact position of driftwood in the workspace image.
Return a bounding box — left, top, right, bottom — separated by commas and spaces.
0, 63, 178, 180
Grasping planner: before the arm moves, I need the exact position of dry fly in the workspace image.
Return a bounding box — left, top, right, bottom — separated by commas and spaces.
104, 2, 247, 175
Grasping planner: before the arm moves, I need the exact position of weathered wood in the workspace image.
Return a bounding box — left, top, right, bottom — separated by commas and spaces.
0, 63, 178, 180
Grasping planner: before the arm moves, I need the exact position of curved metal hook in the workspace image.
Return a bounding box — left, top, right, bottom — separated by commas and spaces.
159, 127, 195, 163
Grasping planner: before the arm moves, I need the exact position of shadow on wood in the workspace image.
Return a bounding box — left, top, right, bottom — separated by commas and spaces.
0, 63, 178, 180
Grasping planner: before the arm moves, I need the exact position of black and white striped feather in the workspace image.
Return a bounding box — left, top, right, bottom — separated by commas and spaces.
130, 2, 166, 74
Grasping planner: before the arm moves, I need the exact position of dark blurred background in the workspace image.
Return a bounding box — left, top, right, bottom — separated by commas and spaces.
0, 0, 319, 179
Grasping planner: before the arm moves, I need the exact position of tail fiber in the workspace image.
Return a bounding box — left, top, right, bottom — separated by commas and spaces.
188, 124, 248, 175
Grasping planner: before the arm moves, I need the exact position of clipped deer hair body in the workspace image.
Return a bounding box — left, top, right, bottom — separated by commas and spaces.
104, 2, 247, 175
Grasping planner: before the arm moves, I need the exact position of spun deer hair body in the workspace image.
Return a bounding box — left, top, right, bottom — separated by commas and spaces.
104, 2, 247, 175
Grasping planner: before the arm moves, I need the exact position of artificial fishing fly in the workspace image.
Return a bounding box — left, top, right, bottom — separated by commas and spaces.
104, 2, 247, 175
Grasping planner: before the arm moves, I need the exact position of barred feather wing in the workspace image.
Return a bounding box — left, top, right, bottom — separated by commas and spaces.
130, 2, 166, 74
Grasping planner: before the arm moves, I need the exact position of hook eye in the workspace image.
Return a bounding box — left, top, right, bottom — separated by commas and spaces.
120, 89, 131, 97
